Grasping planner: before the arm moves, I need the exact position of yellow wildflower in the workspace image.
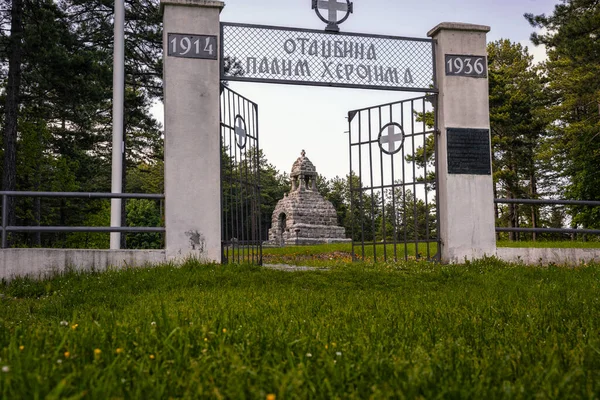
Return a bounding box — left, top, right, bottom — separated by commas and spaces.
116, 348, 123, 354
71, 324, 78, 330
222, 328, 227, 333
19, 346, 24, 351
149, 354, 155, 360
267, 395, 276, 400
64, 351, 70, 359
94, 348, 102, 356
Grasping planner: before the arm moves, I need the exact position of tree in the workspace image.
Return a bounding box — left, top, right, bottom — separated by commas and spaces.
0, 0, 164, 248
526, 0, 600, 230
2, 0, 24, 244
488, 39, 547, 240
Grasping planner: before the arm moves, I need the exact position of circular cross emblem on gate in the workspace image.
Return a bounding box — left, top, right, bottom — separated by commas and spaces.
378, 123, 405, 155
234, 114, 247, 149
312, 0, 353, 32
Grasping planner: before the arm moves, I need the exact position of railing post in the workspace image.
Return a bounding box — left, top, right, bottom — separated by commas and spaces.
2, 194, 7, 248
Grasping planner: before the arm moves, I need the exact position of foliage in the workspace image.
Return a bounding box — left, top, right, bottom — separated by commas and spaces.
488, 39, 548, 240
0, 260, 599, 398
0, 0, 164, 248
526, 0, 600, 228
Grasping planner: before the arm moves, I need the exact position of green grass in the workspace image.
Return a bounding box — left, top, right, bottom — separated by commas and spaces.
1, 259, 599, 398
263, 242, 439, 266
497, 240, 600, 249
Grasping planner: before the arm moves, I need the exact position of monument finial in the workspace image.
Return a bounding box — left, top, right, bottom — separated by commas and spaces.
301, 149, 306, 157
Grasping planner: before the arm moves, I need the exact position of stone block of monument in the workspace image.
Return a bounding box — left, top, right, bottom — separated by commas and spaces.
267, 150, 350, 246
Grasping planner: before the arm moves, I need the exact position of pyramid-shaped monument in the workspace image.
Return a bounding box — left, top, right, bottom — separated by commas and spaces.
267, 151, 349, 246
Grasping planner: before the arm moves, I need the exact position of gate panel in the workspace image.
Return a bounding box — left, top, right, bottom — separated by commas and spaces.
220, 85, 262, 265
348, 95, 440, 262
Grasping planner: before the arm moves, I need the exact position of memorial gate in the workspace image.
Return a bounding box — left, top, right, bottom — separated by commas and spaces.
161, 0, 496, 265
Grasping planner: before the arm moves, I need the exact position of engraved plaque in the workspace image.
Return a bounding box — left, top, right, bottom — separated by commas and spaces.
168, 33, 218, 60
447, 128, 491, 175
445, 55, 487, 78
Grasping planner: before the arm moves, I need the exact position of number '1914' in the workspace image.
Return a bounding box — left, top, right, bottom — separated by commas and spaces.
168, 33, 218, 60
445, 55, 487, 78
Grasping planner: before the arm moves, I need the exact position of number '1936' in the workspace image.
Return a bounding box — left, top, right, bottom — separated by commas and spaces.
445, 55, 487, 78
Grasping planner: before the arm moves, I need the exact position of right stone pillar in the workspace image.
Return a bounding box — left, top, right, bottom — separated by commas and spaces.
428, 23, 497, 263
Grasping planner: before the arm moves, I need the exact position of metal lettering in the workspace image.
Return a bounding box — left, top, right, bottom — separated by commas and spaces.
334, 41, 344, 58
355, 43, 364, 59
404, 68, 414, 83
322, 61, 335, 78
345, 64, 354, 80
282, 59, 293, 76
308, 40, 319, 56
344, 41, 354, 58
357, 64, 371, 81
298, 38, 309, 55
374, 66, 384, 81
246, 57, 257, 74
392, 68, 399, 84
271, 58, 281, 75
367, 44, 377, 60
295, 60, 311, 76
336, 63, 344, 79
259, 57, 270, 73
284, 39, 296, 54
321, 41, 332, 58
384, 68, 395, 83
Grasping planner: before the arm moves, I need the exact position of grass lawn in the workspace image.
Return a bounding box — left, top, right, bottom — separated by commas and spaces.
263, 242, 439, 266
263, 241, 600, 267
1, 259, 599, 398
497, 240, 600, 249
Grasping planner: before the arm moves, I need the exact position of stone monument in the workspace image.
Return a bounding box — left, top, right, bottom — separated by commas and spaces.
267, 151, 349, 246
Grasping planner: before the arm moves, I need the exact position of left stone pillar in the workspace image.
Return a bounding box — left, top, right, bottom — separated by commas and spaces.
161, 0, 224, 262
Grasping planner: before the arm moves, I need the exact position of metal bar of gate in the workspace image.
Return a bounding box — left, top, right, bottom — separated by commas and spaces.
6, 227, 165, 233
0, 191, 164, 199
497, 227, 600, 235
495, 199, 600, 206
2, 194, 6, 248
389, 104, 398, 261
422, 97, 431, 260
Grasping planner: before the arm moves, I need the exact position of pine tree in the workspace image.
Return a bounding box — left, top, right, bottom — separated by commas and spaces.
488, 39, 547, 240
526, 0, 600, 230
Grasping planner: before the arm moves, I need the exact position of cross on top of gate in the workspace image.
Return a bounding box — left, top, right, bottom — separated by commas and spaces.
234, 115, 247, 149
312, 0, 353, 32
379, 123, 405, 155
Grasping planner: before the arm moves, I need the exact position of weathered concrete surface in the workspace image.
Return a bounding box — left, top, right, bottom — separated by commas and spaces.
0, 249, 166, 282
429, 23, 497, 263
162, 0, 224, 263
496, 247, 600, 266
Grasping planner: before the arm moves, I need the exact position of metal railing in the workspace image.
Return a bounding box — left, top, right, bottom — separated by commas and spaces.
1, 191, 165, 248
494, 198, 600, 235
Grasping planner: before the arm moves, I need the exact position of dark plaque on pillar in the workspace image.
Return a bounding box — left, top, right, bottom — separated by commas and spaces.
447, 128, 491, 175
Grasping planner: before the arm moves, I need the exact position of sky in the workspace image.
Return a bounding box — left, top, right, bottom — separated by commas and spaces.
153, 0, 558, 180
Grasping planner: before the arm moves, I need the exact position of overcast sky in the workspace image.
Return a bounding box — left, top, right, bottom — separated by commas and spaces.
154, 0, 557, 180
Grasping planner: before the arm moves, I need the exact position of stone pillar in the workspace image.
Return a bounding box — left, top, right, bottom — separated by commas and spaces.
161, 0, 224, 262
428, 23, 496, 263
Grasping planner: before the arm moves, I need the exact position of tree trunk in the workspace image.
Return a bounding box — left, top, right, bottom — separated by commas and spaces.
530, 171, 538, 242
2, 0, 24, 247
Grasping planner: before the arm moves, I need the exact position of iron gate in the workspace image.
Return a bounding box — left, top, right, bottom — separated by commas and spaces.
220, 85, 262, 265
348, 95, 440, 262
